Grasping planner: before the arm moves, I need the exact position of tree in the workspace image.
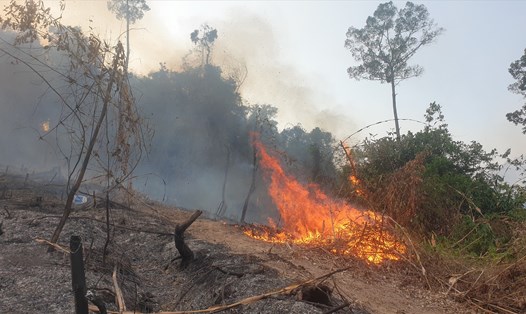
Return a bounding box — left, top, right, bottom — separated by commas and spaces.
345, 1, 443, 141
107, 0, 149, 195
349, 103, 525, 236
1, 0, 146, 247
107, 0, 150, 72
239, 105, 278, 223
506, 48, 526, 133
190, 24, 218, 66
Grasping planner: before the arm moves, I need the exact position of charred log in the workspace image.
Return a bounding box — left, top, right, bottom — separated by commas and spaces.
70, 235, 89, 314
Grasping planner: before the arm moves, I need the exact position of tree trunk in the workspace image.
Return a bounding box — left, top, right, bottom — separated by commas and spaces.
240, 145, 257, 224
390, 79, 401, 141
70, 236, 88, 314
125, 0, 130, 73
216, 146, 230, 217
174, 210, 202, 268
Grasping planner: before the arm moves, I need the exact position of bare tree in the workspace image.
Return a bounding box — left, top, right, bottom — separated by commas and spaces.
0, 0, 147, 246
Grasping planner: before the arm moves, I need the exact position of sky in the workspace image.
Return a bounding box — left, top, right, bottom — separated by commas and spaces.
2, 0, 526, 160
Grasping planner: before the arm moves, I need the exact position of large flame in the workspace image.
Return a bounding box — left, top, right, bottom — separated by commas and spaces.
244, 135, 406, 264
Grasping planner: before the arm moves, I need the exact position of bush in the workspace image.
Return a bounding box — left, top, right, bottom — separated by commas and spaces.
344, 103, 526, 237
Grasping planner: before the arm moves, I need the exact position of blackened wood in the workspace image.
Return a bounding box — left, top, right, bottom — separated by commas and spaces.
174, 210, 202, 268
70, 235, 88, 314
240, 145, 257, 223
88, 295, 107, 314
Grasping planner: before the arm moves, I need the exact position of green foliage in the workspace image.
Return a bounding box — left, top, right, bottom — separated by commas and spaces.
350, 103, 526, 235
508, 48, 526, 97
449, 216, 495, 256
506, 48, 526, 133
432, 213, 519, 260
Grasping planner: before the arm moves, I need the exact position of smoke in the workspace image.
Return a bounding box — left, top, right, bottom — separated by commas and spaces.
211, 10, 357, 139
0, 2, 348, 223
0, 41, 62, 173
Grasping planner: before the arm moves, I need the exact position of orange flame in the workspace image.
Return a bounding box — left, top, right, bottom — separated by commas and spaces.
340, 141, 366, 197
244, 134, 405, 264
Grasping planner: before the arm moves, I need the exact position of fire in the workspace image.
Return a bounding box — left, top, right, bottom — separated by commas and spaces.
348, 174, 366, 197
244, 135, 406, 264
40, 120, 50, 132
341, 141, 366, 197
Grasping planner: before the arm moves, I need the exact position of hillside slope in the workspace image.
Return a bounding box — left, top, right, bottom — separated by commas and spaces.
0, 173, 472, 313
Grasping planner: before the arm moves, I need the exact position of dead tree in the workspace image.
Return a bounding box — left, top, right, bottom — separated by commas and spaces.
0, 1, 147, 249
174, 210, 202, 268
216, 146, 230, 217
240, 145, 257, 224
50, 49, 122, 249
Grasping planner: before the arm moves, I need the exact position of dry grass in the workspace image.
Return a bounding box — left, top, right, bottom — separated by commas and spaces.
367, 152, 427, 229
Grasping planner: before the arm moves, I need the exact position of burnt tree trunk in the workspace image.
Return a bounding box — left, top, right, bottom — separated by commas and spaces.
240, 144, 257, 224
70, 236, 88, 314
216, 146, 230, 217
174, 210, 202, 268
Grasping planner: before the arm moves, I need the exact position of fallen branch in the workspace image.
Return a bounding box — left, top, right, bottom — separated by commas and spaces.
112, 265, 127, 312
35, 238, 71, 254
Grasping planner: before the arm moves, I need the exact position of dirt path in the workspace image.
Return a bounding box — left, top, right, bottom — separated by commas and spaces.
160, 208, 473, 314
0, 172, 474, 313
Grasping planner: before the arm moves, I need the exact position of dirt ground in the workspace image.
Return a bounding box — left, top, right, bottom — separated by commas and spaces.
0, 172, 475, 313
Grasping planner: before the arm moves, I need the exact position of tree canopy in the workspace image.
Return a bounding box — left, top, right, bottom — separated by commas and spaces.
506, 48, 526, 133
345, 1, 443, 140
107, 0, 150, 24
190, 24, 218, 66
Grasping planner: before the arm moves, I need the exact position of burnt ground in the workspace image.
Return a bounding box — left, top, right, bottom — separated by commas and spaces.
0, 172, 475, 313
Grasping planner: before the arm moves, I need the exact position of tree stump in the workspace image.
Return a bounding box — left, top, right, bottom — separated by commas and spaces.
174, 210, 202, 268
70, 236, 88, 314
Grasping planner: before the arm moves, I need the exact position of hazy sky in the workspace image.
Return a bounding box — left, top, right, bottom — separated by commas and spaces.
3, 0, 526, 158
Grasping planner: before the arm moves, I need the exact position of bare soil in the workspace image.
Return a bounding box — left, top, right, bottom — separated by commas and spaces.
0, 172, 475, 313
